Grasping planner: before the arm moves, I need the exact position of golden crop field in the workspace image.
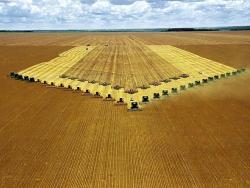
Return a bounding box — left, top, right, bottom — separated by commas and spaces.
14, 34, 239, 110
0, 31, 250, 187
63, 36, 182, 91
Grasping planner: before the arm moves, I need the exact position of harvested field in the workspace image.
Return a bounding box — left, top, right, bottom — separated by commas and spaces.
0, 32, 250, 187
63, 36, 182, 91
15, 36, 238, 109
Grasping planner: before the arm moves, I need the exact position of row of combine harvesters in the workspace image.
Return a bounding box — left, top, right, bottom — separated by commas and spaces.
9, 67, 246, 111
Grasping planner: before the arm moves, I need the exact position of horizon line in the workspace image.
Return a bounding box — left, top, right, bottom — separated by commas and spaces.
1, 25, 250, 32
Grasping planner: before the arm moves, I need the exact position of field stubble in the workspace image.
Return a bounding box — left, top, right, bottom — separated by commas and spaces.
63, 36, 182, 91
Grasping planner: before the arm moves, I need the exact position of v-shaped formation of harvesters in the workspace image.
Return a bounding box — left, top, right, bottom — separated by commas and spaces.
10, 44, 245, 111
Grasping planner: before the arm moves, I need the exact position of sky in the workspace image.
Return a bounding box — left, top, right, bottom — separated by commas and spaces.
0, 0, 249, 30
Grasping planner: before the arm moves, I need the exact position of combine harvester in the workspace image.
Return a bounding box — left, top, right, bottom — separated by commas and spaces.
10, 45, 246, 111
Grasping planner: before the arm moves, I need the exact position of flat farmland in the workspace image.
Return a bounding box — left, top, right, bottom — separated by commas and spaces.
63, 36, 182, 91
0, 32, 250, 187
1, 31, 250, 46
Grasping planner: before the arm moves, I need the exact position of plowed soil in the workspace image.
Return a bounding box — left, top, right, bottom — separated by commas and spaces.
0, 32, 250, 188
1, 31, 250, 46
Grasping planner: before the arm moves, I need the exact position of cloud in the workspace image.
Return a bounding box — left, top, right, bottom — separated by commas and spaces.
0, 0, 249, 29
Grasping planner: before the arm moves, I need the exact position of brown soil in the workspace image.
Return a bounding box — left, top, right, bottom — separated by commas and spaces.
0, 33, 249, 187
134, 31, 250, 45
176, 44, 250, 69
1, 31, 250, 46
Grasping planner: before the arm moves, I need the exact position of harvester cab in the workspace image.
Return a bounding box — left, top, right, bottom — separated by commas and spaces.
117, 98, 124, 104
30, 77, 35, 82
131, 102, 138, 109
221, 73, 225, 78
94, 91, 102, 98
107, 94, 112, 98
180, 85, 186, 90
10, 72, 16, 78
17, 74, 23, 80
153, 93, 160, 99
188, 83, 194, 88
162, 90, 169, 96
14, 73, 19, 79
24, 76, 29, 81
128, 101, 141, 111
172, 88, 178, 93
104, 94, 114, 101
142, 96, 149, 103
202, 78, 208, 83
240, 68, 246, 72
195, 80, 201, 85
214, 75, 219, 79
208, 77, 213, 81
